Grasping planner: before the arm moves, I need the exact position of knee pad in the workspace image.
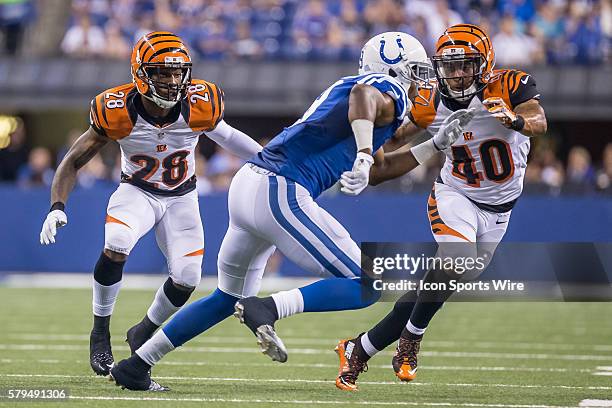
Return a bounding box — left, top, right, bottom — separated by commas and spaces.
104, 223, 138, 255
169, 258, 202, 289
93, 252, 125, 286
163, 277, 195, 307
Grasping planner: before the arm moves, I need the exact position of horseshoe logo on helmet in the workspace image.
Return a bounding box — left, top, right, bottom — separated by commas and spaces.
379, 38, 405, 64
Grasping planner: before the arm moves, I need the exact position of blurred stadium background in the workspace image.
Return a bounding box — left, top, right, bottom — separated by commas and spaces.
0, 0, 610, 279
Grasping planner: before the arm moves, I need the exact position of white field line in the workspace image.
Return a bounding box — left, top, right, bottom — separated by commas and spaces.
61, 395, 576, 408
593, 366, 612, 376
580, 401, 612, 407
0, 358, 593, 374
1, 373, 611, 391
7, 333, 612, 352
1, 343, 612, 362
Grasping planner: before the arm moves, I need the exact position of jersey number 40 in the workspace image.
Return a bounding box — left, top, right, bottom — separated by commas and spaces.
451, 139, 515, 187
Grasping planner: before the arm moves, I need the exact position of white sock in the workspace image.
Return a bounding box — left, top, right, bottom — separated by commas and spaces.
92, 279, 122, 317
271, 288, 304, 319
360, 332, 380, 357
146, 284, 180, 326
136, 329, 175, 366
406, 319, 427, 336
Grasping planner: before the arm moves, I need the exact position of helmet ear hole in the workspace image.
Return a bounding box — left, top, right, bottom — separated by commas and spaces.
388, 69, 398, 78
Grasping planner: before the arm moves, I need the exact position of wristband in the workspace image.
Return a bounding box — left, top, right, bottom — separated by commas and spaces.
510, 115, 525, 131
410, 139, 438, 165
50, 202, 65, 213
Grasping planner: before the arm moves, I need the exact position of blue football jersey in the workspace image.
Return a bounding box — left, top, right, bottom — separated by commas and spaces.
249, 73, 411, 198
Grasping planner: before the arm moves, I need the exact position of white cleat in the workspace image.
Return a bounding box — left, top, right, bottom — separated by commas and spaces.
234, 302, 288, 363
256, 324, 288, 363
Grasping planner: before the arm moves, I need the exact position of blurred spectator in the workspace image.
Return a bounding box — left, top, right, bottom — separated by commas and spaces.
78, 153, 110, 189
565, 146, 596, 193
232, 20, 263, 59
596, 143, 612, 193
17, 146, 54, 188
291, 0, 333, 59
0, 0, 34, 55
0, 116, 28, 181
132, 12, 156, 44
104, 21, 130, 59
194, 151, 213, 195
206, 149, 242, 191
493, 15, 544, 66
539, 148, 564, 189
564, 3, 605, 65
61, 0, 609, 65
61, 13, 105, 57
497, 0, 536, 23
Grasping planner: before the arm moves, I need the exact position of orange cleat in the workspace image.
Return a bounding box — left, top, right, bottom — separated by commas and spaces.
334, 336, 369, 391
391, 334, 422, 382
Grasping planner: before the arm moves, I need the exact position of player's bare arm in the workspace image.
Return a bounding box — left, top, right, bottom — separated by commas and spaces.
348, 83, 396, 153
513, 99, 547, 137
483, 97, 547, 138
384, 120, 422, 152
40, 127, 108, 245
339, 83, 397, 195
369, 144, 419, 185
51, 127, 109, 205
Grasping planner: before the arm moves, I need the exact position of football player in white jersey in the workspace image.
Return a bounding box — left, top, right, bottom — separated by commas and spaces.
334, 24, 547, 391
39, 32, 262, 378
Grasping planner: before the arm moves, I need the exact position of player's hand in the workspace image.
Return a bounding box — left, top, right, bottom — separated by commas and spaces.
483, 97, 517, 128
40, 210, 68, 245
432, 107, 477, 150
340, 152, 374, 196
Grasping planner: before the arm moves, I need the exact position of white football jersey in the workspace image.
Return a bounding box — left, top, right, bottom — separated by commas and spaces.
90, 79, 224, 196
411, 69, 539, 206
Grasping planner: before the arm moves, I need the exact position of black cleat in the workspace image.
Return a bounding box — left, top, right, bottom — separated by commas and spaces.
234, 297, 287, 363
90, 330, 114, 376
109, 355, 168, 392
126, 316, 158, 355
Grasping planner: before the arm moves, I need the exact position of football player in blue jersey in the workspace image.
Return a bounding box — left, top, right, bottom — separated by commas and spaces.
109, 32, 475, 391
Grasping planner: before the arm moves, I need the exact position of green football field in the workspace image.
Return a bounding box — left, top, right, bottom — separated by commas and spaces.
0, 287, 611, 408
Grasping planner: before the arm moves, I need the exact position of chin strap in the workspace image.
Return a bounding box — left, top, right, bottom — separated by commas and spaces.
446, 81, 477, 102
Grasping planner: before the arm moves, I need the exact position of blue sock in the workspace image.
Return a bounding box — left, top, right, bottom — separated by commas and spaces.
163, 288, 239, 347
299, 277, 379, 312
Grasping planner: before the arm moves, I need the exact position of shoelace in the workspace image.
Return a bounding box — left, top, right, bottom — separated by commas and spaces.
397, 338, 421, 369
342, 351, 369, 383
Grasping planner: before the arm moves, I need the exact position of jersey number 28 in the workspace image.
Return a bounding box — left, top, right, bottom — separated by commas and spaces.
130, 151, 189, 188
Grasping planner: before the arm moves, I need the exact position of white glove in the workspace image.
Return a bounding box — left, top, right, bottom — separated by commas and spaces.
411, 107, 477, 164
40, 210, 68, 245
340, 152, 374, 196
432, 107, 477, 150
